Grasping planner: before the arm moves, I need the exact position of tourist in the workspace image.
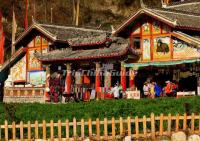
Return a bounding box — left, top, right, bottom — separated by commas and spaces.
143, 82, 149, 98
154, 82, 162, 97
111, 83, 120, 99
119, 84, 123, 98
165, 80, 173, 97
149, 82, 155, 99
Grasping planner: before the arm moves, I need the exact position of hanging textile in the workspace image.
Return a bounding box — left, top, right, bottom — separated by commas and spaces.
0, 11, 5, 64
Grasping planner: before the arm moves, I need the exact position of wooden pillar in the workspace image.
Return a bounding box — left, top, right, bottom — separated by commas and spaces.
95, 62, 101, 98
121, 62, 126, 91
104, 70, 111, 89
65, 64, 72, 94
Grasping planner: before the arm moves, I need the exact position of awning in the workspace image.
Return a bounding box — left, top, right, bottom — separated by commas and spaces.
125, 58, 200, 68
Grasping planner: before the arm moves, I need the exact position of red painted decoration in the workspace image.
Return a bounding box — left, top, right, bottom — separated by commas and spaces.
95, 71, 100, 93
121, 69, 126, 91
65, 71, 71, 94
0, 11, 5, 64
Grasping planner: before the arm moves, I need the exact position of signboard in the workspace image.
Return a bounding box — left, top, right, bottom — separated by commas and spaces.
177, 91, 195, 98
29, 71, 46, 86
126, 91, 140, 99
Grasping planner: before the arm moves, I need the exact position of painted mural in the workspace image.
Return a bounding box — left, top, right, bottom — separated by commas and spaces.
173, 38, 200, 59
143, 38, 151, 60
29, 71, 46, 86
153, 36, 171, 60
42, 38, 48, 45
142, 22, 150, 35
11, 56, 26, 82
35, 36, 41, 47
28, 49, 41, 70
132, 26, 140, 34
152, 21, 161, 34
162, 25, 171, 33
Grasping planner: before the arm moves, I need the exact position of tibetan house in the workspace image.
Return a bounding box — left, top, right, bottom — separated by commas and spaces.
2, 22, 139, 102
1, 0, 200, 102
114, 0, 200, 97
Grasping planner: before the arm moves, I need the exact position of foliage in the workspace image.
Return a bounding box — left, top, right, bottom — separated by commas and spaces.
1, 97, 200, 124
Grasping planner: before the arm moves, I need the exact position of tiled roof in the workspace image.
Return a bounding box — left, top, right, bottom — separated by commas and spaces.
166, 1, 200, 15
68, 33, 109, 47
114, 6, 200, 35
35, 37, 139, 62
149, 8, 200, 29
39, 24, 109, 42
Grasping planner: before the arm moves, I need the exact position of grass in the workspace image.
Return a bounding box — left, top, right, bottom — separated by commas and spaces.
1, 96, 200, 124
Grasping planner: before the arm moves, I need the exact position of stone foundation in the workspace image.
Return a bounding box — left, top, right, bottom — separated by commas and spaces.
3, 96, 45, 103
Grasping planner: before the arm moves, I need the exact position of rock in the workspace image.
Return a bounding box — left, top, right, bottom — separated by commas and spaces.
84, 138, 90, 141
123, 136, 131, 141
171, 131, 186, 141
157, 136, 170, 141
188, 134, 200, 141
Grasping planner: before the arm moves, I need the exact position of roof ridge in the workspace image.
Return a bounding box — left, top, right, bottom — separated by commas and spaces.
166, 1, 200, 8
150, 8, 200, 18
173, 31, 200, 44
39, 24, 109, 33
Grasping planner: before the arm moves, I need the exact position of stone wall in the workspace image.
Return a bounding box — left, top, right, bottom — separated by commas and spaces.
3, 96, 45, 103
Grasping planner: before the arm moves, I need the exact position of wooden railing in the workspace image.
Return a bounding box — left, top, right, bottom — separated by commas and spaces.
1, 113, 200, 140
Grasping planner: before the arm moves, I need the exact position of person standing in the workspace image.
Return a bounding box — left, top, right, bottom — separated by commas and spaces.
111, 83, 120, 99
165, 80, 172, 97
155, 82, 162, 97
143, 82, 149, 98
149, 82, 155, 99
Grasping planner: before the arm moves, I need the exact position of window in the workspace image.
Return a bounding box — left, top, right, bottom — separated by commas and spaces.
132, 37, 141, 49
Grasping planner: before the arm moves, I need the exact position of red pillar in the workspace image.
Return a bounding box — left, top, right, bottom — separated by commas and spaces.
65, 64, 71, 94
121, 62, 126, 91
95, 62, 101, 94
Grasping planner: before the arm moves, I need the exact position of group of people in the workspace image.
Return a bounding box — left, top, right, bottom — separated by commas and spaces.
143, 80, 178, 98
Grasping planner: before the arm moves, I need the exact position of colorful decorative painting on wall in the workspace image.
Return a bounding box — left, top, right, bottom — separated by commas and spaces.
29, 71, 46, 86
153, 36, 171, 60
28, 49, 41, 70
132, 26, 140, 34
162, 24, 171, 33
42, 38, 48, 45
173, 38, 200, 59
35, 36, 41, 47
11, 56, 26, 82
143, 38, 151, 60
142, 22, 150, 34
152, 21, 161, 34
42, 48, 48, 54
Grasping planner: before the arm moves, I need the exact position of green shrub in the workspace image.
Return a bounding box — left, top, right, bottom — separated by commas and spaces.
1, 97, 200, 124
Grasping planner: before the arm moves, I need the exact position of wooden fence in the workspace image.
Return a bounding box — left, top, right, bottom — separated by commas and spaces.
1, 113, 200, 140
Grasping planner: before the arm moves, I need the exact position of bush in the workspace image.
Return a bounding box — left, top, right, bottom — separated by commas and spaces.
1, 97, 200, 124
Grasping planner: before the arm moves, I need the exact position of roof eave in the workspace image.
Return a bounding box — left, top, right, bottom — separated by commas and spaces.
113, 8, 176, 36
14, 23, 57, 47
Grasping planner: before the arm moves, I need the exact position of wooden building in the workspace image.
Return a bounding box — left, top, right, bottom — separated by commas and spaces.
1, 0, 200, 102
